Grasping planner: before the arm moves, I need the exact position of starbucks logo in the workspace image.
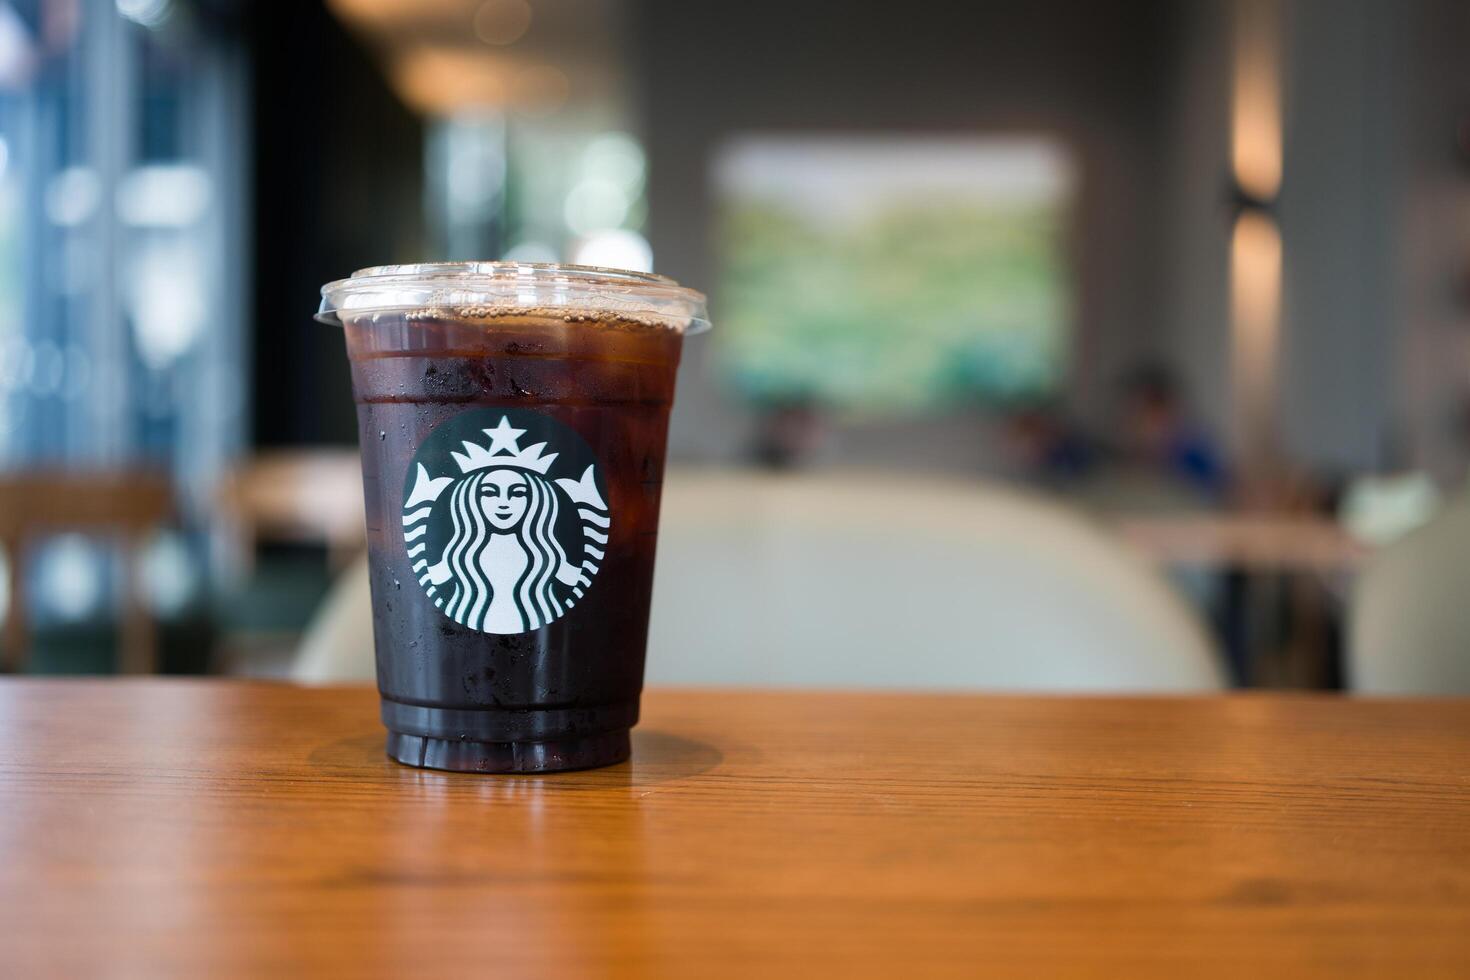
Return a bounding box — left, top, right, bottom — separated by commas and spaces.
401, 408, 609, 634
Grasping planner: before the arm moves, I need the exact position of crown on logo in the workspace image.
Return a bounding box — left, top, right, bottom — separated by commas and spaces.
451, 416, 559, 475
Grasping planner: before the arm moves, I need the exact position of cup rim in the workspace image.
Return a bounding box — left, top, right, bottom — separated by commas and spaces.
317, 261, 710, 333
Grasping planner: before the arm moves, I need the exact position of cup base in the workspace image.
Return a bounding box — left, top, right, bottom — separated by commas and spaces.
385, 728, 631, 774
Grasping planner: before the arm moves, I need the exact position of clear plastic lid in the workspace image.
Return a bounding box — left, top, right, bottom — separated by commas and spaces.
317, 261, 711, 333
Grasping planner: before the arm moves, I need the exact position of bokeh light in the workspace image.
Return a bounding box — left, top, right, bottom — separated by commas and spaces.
473, 0, 532, 46
571, 230, 653, 272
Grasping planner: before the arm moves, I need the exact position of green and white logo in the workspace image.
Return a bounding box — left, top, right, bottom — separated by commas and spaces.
401, 408, 609, 634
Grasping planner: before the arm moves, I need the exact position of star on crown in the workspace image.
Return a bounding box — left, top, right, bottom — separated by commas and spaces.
450, 416, 559, 475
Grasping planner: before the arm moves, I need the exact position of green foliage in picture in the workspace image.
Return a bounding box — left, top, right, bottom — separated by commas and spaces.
715, 138, 1071, 415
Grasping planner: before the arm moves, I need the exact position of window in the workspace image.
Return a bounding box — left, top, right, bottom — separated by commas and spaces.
0, 0, 247, 627
0, 0, 246, 506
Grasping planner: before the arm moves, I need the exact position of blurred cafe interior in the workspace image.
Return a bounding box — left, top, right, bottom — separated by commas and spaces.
2, 0, 1469, 694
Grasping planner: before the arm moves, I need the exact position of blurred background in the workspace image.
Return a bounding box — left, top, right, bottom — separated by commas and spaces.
2, 0, 1468, 692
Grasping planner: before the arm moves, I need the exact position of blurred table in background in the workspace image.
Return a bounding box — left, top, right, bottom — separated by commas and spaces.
1113, 513, 1368, 572
3, 680, 1467, 977
0, 471, 175, 674
217, 450, 365, 570
211, 451, 365, 677
1112, 513, 1369, 688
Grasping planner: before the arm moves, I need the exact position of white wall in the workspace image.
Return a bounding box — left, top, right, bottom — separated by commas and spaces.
1278, 0, 1404, 475
1395, 0, 1470, 485
636, 0, 1469, 485
635, 0, 1174, 467
1163, 0, 1464, 483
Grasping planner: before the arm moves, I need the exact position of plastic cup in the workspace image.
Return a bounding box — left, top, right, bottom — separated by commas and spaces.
317, 262, 709, 772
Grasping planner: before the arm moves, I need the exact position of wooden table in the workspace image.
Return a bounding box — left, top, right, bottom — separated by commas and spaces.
2, 681, 1469, 978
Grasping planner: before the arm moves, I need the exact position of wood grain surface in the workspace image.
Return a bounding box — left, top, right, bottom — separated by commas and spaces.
1, 680, 1468, 978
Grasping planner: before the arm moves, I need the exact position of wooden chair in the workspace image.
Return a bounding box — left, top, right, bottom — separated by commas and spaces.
0, 470, 175, 674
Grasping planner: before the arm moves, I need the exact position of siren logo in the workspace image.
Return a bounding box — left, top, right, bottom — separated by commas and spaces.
401, 408, 609, 634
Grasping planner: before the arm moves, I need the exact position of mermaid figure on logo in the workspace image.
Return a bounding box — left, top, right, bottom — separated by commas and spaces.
405, 415, 607, 634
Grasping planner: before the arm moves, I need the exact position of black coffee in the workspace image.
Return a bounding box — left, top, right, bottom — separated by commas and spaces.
343, 307, 684, 772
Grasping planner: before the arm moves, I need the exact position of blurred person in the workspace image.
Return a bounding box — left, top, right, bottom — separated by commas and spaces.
1110, 363, 1226, 500
1000, 401, 1096, 487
